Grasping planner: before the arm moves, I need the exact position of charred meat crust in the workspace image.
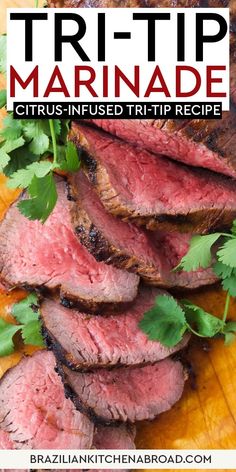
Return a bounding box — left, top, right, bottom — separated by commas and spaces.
169, 110, 236, 167
55, 362, 116, 426
68, 177, 160, 280
42, 323, 125, 371
0, 275, 132, 315
60, 293, 133, 314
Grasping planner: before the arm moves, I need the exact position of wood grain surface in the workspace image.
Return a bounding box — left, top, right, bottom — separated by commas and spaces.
0, 1, 235, 470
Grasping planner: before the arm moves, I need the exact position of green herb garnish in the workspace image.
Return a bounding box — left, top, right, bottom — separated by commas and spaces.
140, 220, 236, 347
0, 34, 80, 223
0, 293, 44, 356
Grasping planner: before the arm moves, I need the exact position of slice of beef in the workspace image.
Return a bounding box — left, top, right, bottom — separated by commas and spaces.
86, 112, 236, 180
93, 424, 136, 449
71, 123, 236, 233
36, 426, 136, 472
0, 351, 94, 449
69, 171, 217, 289
60, 359, 187, 424
41, 287, 190, 370
0, 179, 139, 313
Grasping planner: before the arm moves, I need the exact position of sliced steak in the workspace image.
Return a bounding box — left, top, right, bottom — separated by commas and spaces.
69, 171, 217, 289
86, 112, 236, 180
71, 124, 236, 233
0, 179, 139, 313
41, 287, 190, 370
61, 359, 186, 424
0, 351, 94, 449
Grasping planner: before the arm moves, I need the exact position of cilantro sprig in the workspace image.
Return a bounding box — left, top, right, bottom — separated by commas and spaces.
0, 114, 80, 223
0, 293, 45, 356
140, 220, 236, 347
0, 35, 80, 223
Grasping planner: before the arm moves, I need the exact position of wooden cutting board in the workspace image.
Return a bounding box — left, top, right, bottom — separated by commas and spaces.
0, 2, 236, 470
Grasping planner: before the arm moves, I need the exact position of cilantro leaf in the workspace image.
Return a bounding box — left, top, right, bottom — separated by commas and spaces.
224, 321, 236, 333
60, 141, 80, 172
217, 239, 236, 269
181, 300, 223, 337
41, 119, 61, 137
222, 271, 236, 297
23, 122, 49, 155
60, 120, 70, 143
0, 89, 6, 109
3, 146, 39, 177
213, 261, 233, 279
0, 319, 22, 356
18, 172, 57, 223
224, 332, 236, 345
1, 137, 25, 154
29, 134, 49, 156
0, 35, 7, 75
0, 137, 25, 172
0, 148, 11, 171
21, 320, 44, 347
177, 233, 221, 272
11, 293, 39, 325
8, 161, 53, 189
223, 321, 236, 345
139, 295, 187, 347
0, 115, 23, 141
11, 293, 44, 348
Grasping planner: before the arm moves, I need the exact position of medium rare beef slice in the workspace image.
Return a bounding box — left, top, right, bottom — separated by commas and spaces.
41, 287, 190, 370
61, 359, 186, 423
0, 179, 139, 313
0, 351, 94, 449
69, 171, 217, 289
71, 124, 236, 233
86, 112, 236, 180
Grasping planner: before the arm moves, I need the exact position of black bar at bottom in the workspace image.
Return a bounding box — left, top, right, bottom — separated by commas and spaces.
13, 101, 223, 120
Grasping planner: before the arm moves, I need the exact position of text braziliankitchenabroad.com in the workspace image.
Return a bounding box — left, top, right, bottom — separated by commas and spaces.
29, 452, 212, 466
3, 450, 236, 468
